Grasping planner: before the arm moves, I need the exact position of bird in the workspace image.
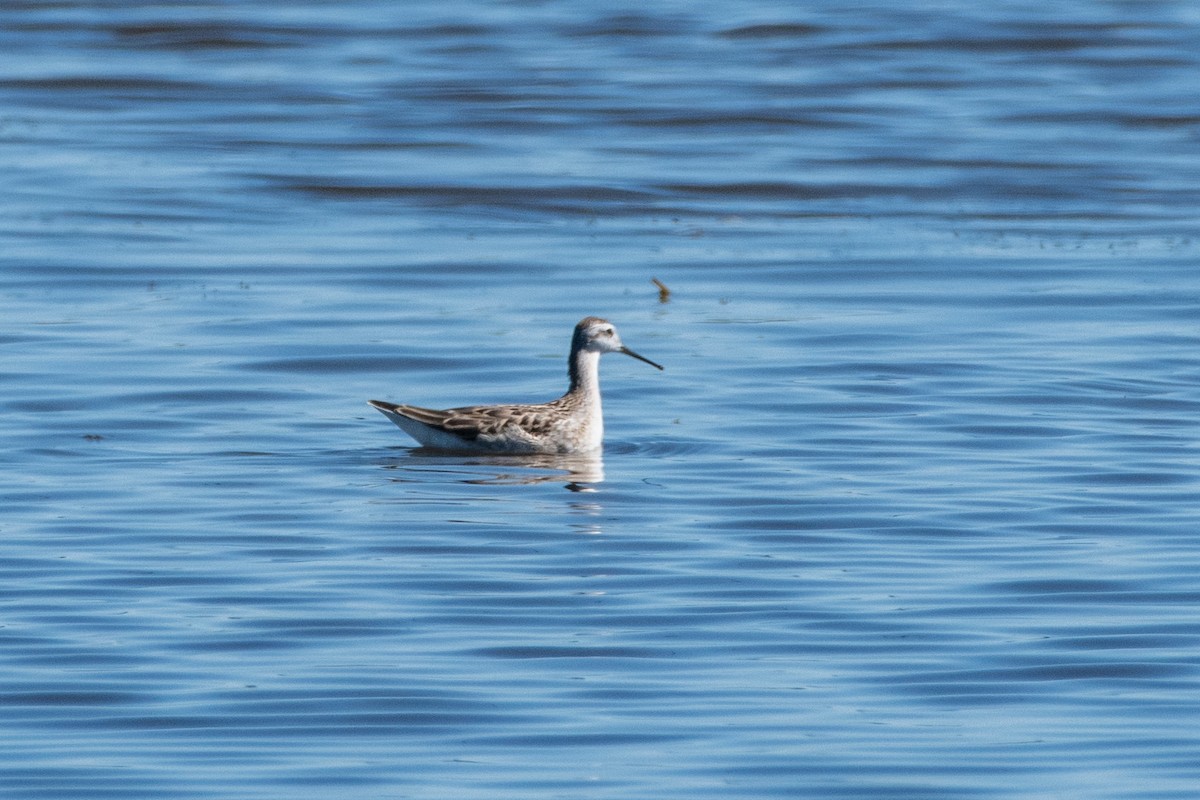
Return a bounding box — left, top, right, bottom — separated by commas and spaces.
368, 317, 662, 454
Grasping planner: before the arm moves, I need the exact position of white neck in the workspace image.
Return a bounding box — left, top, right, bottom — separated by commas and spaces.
569, 349, 602, 401
568, 349, 604, 449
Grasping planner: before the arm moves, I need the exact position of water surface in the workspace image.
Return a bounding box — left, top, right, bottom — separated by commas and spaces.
3, 2, 1200, 798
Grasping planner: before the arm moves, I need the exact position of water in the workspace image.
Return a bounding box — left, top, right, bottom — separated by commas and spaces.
3, 1, 1200, 797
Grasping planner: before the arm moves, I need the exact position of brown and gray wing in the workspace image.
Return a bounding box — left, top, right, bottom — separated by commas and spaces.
395, 404, 529, 442
414, 404, 561, 440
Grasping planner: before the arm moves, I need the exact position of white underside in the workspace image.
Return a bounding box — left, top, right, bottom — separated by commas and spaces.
382, 410, 485, 450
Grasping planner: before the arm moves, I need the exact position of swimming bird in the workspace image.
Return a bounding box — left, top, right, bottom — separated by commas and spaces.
368, 317, 663, 454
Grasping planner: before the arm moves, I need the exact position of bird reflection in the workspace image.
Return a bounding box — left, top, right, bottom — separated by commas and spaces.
461, 451, 605, 489
383, 449, 605, 490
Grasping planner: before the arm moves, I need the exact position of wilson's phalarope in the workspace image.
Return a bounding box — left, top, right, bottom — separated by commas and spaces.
368, 317, 663, 454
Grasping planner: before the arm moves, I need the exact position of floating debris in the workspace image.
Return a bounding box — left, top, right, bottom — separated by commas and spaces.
652, 277, 671, 303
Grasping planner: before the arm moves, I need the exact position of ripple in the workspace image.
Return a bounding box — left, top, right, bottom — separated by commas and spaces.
239, 355, 449, 373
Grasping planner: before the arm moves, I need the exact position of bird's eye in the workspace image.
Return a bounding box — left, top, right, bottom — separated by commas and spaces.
602, 328, 614, 337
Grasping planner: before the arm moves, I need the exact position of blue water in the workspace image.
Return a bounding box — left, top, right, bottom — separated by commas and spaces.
3, 2, 1200, 798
